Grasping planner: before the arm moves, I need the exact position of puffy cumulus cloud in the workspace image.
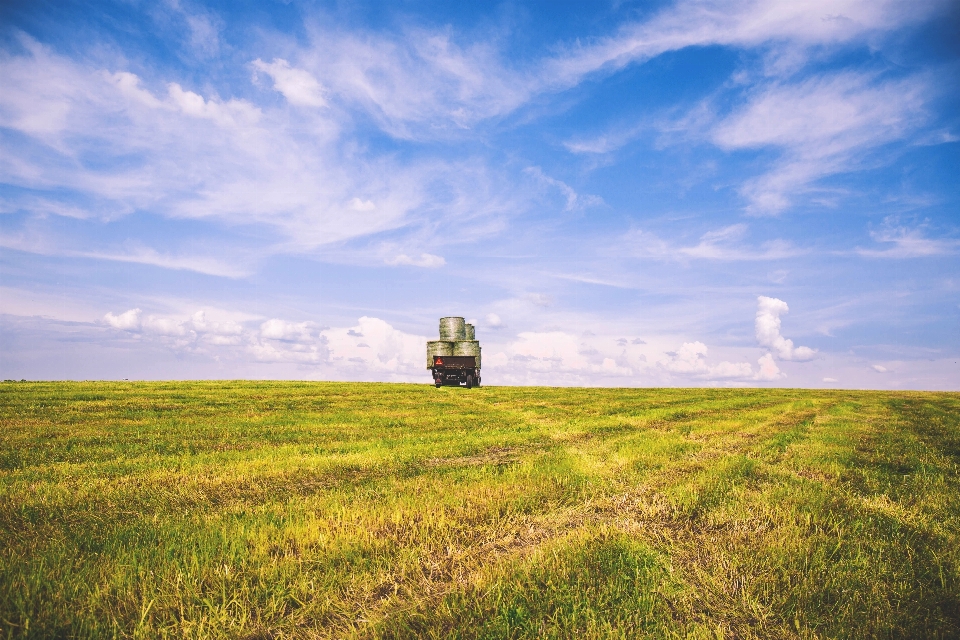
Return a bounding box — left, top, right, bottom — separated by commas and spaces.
259, 318, 317, 342
104, 308, 142, 330
252, 58, 327, 108
479, 300, 814, 385
143, 316, 189, 337
483, 330, 638, 385
659, 341, 708, 374
251, 320, 327, 364
755, 353, 784, 381
755, 296, 817, 361
191, 311, 243, 336
257, 315, 428, 378
319, 317, 426, 375
105, 308, 252, 344
95, 303, 815, 386
102, 309, 429, 380
658, 342, 754, 379
485, 313, 502, 327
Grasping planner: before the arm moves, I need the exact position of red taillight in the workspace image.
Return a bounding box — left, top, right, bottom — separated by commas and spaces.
435, 357, 443, 365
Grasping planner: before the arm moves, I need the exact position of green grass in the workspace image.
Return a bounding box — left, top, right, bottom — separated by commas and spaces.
1, 382, 958, 639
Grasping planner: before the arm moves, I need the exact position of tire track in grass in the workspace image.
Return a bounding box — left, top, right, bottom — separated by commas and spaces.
349, 400, 830, 638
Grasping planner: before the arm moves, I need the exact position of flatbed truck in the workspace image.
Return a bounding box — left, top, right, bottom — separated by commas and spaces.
430, 355, 480, 388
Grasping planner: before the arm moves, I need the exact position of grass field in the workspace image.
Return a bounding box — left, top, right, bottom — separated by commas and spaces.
1, 382, 958, 639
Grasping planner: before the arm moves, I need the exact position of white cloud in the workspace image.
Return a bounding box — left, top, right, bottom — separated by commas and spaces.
0, 39, 520, 262
385, 253, 446, 268
81, 248, 250, 278
159, 1, 222, 59
679, 224, 804, 260
274, 1, 944, 142
711, 72, 930, 213
317, 317, 426, 374
252, 58, 327, 107
101, 309, 428, 378
525, 293, 553, 307
858, 218, 959, 258
872, 364, 888, 372
189, 310, 244, 340
823, 377, 839, 383
143, 316, 188, 337
485, 330, 636, 380
625, 225, 802, 261
297, 26, 531, 137
166, 83, 261, 127
0, 229, 251, 278
349, 198, 377, 212
485, 313, 502, 327
755, 353, 784, 381
563, 124, 644, 155
104, 308, 142, 331
259, 318, 316, 342
111, 71, 265, 130
1, 4, 943, 275
184, 12, 221, 58
524, 167, 603, 211
88, 298, 906, 387
544, 0, 943, 88
104, 307, 249, 342
658, 341, 754, 379
756, 296, 817, 361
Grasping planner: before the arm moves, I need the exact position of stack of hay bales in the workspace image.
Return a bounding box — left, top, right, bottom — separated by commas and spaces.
426, 317, 481, 368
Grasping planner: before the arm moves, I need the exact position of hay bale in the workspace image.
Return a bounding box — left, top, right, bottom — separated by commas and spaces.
426, 340, 455, 369
464, 323, 476, 340
453, 340, 481, 369
439, 317, 466, 341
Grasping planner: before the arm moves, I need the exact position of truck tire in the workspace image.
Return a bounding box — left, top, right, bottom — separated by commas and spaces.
476, 376, 481, 387
435, 381, 442, 388
465, 375, 473, 389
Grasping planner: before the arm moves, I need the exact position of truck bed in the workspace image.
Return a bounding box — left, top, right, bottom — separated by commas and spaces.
432, 355, 477, 369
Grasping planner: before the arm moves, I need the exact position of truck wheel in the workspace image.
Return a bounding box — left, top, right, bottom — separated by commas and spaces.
465, 375, 473, 389
476, 377, 481, 387
435, 378, 442, 388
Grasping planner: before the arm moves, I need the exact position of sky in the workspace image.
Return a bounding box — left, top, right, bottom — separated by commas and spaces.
0, 0, 958, 389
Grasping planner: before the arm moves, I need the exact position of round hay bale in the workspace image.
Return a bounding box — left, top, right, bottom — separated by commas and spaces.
453, 340, 481, 369
464, 323, 476, 340
426, 340, 454, 369
439, 317, 466, 341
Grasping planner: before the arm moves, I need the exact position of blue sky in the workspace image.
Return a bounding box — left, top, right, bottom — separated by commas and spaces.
1, 0, 958, 388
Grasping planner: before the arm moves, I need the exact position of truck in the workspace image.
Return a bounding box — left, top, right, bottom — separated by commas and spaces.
430, 355, 480, 388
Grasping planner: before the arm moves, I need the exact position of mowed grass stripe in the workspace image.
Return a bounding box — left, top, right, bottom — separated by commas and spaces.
1, 383, 958, 638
